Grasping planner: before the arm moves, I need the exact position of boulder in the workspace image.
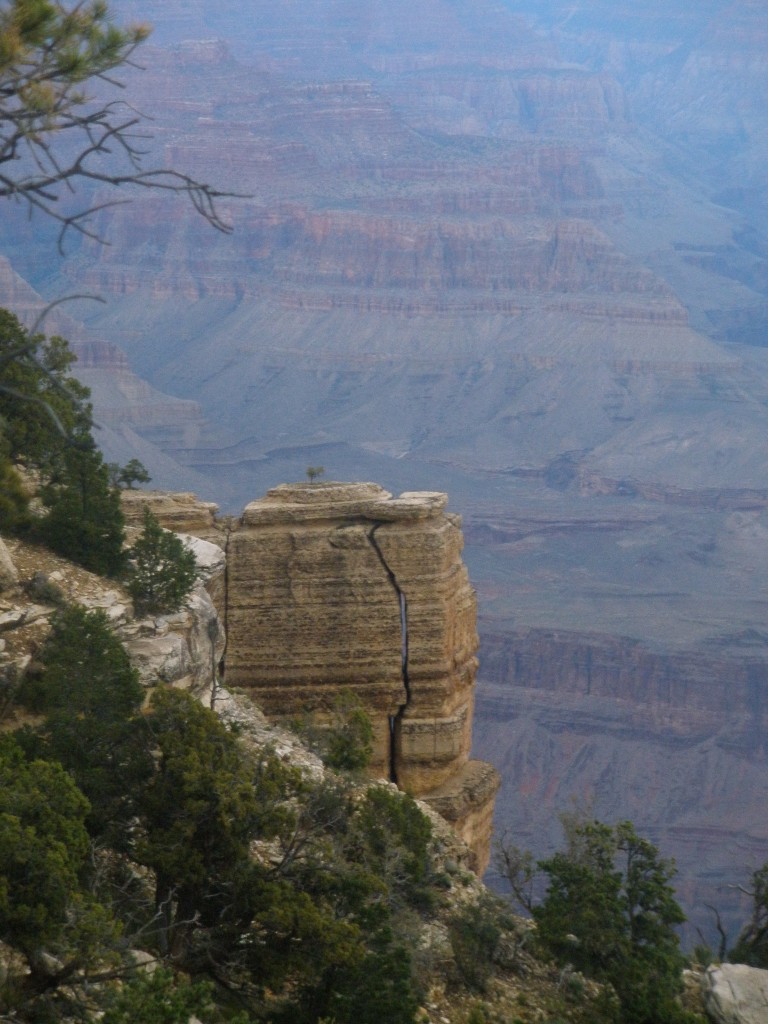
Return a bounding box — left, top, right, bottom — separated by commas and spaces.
703, 963, 768, 1024
0, 537, 18, 591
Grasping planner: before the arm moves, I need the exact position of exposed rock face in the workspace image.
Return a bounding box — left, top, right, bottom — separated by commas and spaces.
0, 537, 224, 709
703, 964, 768, 1024
118, 586, 223, 698
0, 255, 87, 341
225, 481, 499, 870
121, 489, 222, 544
74, 352, 205, 450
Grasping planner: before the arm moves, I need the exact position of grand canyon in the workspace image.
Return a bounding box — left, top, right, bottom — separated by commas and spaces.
2, 0, 768, 944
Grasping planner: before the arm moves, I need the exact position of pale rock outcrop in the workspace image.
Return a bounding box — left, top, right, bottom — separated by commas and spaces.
703, 964, 768, 1024
121, 489, 222, 545
0, 538, 18, 591
418, 761, 501, 873
177, 533, 227, 619
226, 481, 499, 872
0, 537, 224, 710
117, 584, 222, 697
179, 534, 226, 581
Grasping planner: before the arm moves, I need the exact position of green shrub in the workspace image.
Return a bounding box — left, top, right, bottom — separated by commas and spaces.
125, 506, 198, 614
18, 605, 151, 845
449, 892, 508, 992
350, 786, 434, 911
0, 453, 30, 533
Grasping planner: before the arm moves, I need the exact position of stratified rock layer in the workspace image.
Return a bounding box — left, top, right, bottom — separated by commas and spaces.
226, 481, 498, 870
121, 489, 222, 544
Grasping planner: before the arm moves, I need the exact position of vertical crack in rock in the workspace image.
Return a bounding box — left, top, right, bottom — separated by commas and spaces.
368, 524, 411, 785
218, 521, 232, 684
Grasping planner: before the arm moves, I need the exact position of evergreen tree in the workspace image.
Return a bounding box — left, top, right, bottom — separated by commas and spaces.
125, 506, 198, 614
534, 819, 688, 1024
19, 605, 151, 846
348, 786, 434, 911
0, 733, 120, 1007
38, 441, 126, 577
0, 309, 88, 466
137, 688, 266, 955
0, 308, 126, 571
116, 458, 151, 489
0, 734, 91, 959
0, 308, 92, 476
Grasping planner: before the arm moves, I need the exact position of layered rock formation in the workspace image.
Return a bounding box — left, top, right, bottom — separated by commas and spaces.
121, 489, 222, 544
225, 482, 499, 870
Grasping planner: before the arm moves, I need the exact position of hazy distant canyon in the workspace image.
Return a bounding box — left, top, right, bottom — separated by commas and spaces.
3, 0, 768, 944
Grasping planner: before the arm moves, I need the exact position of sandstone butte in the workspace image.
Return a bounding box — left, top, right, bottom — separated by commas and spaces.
122, 482, 500, 873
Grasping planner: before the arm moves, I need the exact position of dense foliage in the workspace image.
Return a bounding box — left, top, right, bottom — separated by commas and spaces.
1, 617, 437, 1023
6, 592, 662, 1024
18, 605, 151, 846
38, 441, 127, 575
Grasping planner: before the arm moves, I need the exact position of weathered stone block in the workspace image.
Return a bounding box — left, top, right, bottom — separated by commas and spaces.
225, 481, 498, 868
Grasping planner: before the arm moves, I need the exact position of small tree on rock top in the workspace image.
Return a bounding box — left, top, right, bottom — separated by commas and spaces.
108, 458, 151, 489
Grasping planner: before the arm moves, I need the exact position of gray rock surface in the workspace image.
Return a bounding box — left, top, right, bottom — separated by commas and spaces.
703, 964, 768, 1024
119, 585, 223, 696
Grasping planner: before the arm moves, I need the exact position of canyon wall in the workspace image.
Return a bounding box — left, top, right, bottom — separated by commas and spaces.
474, 626, 768, 944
